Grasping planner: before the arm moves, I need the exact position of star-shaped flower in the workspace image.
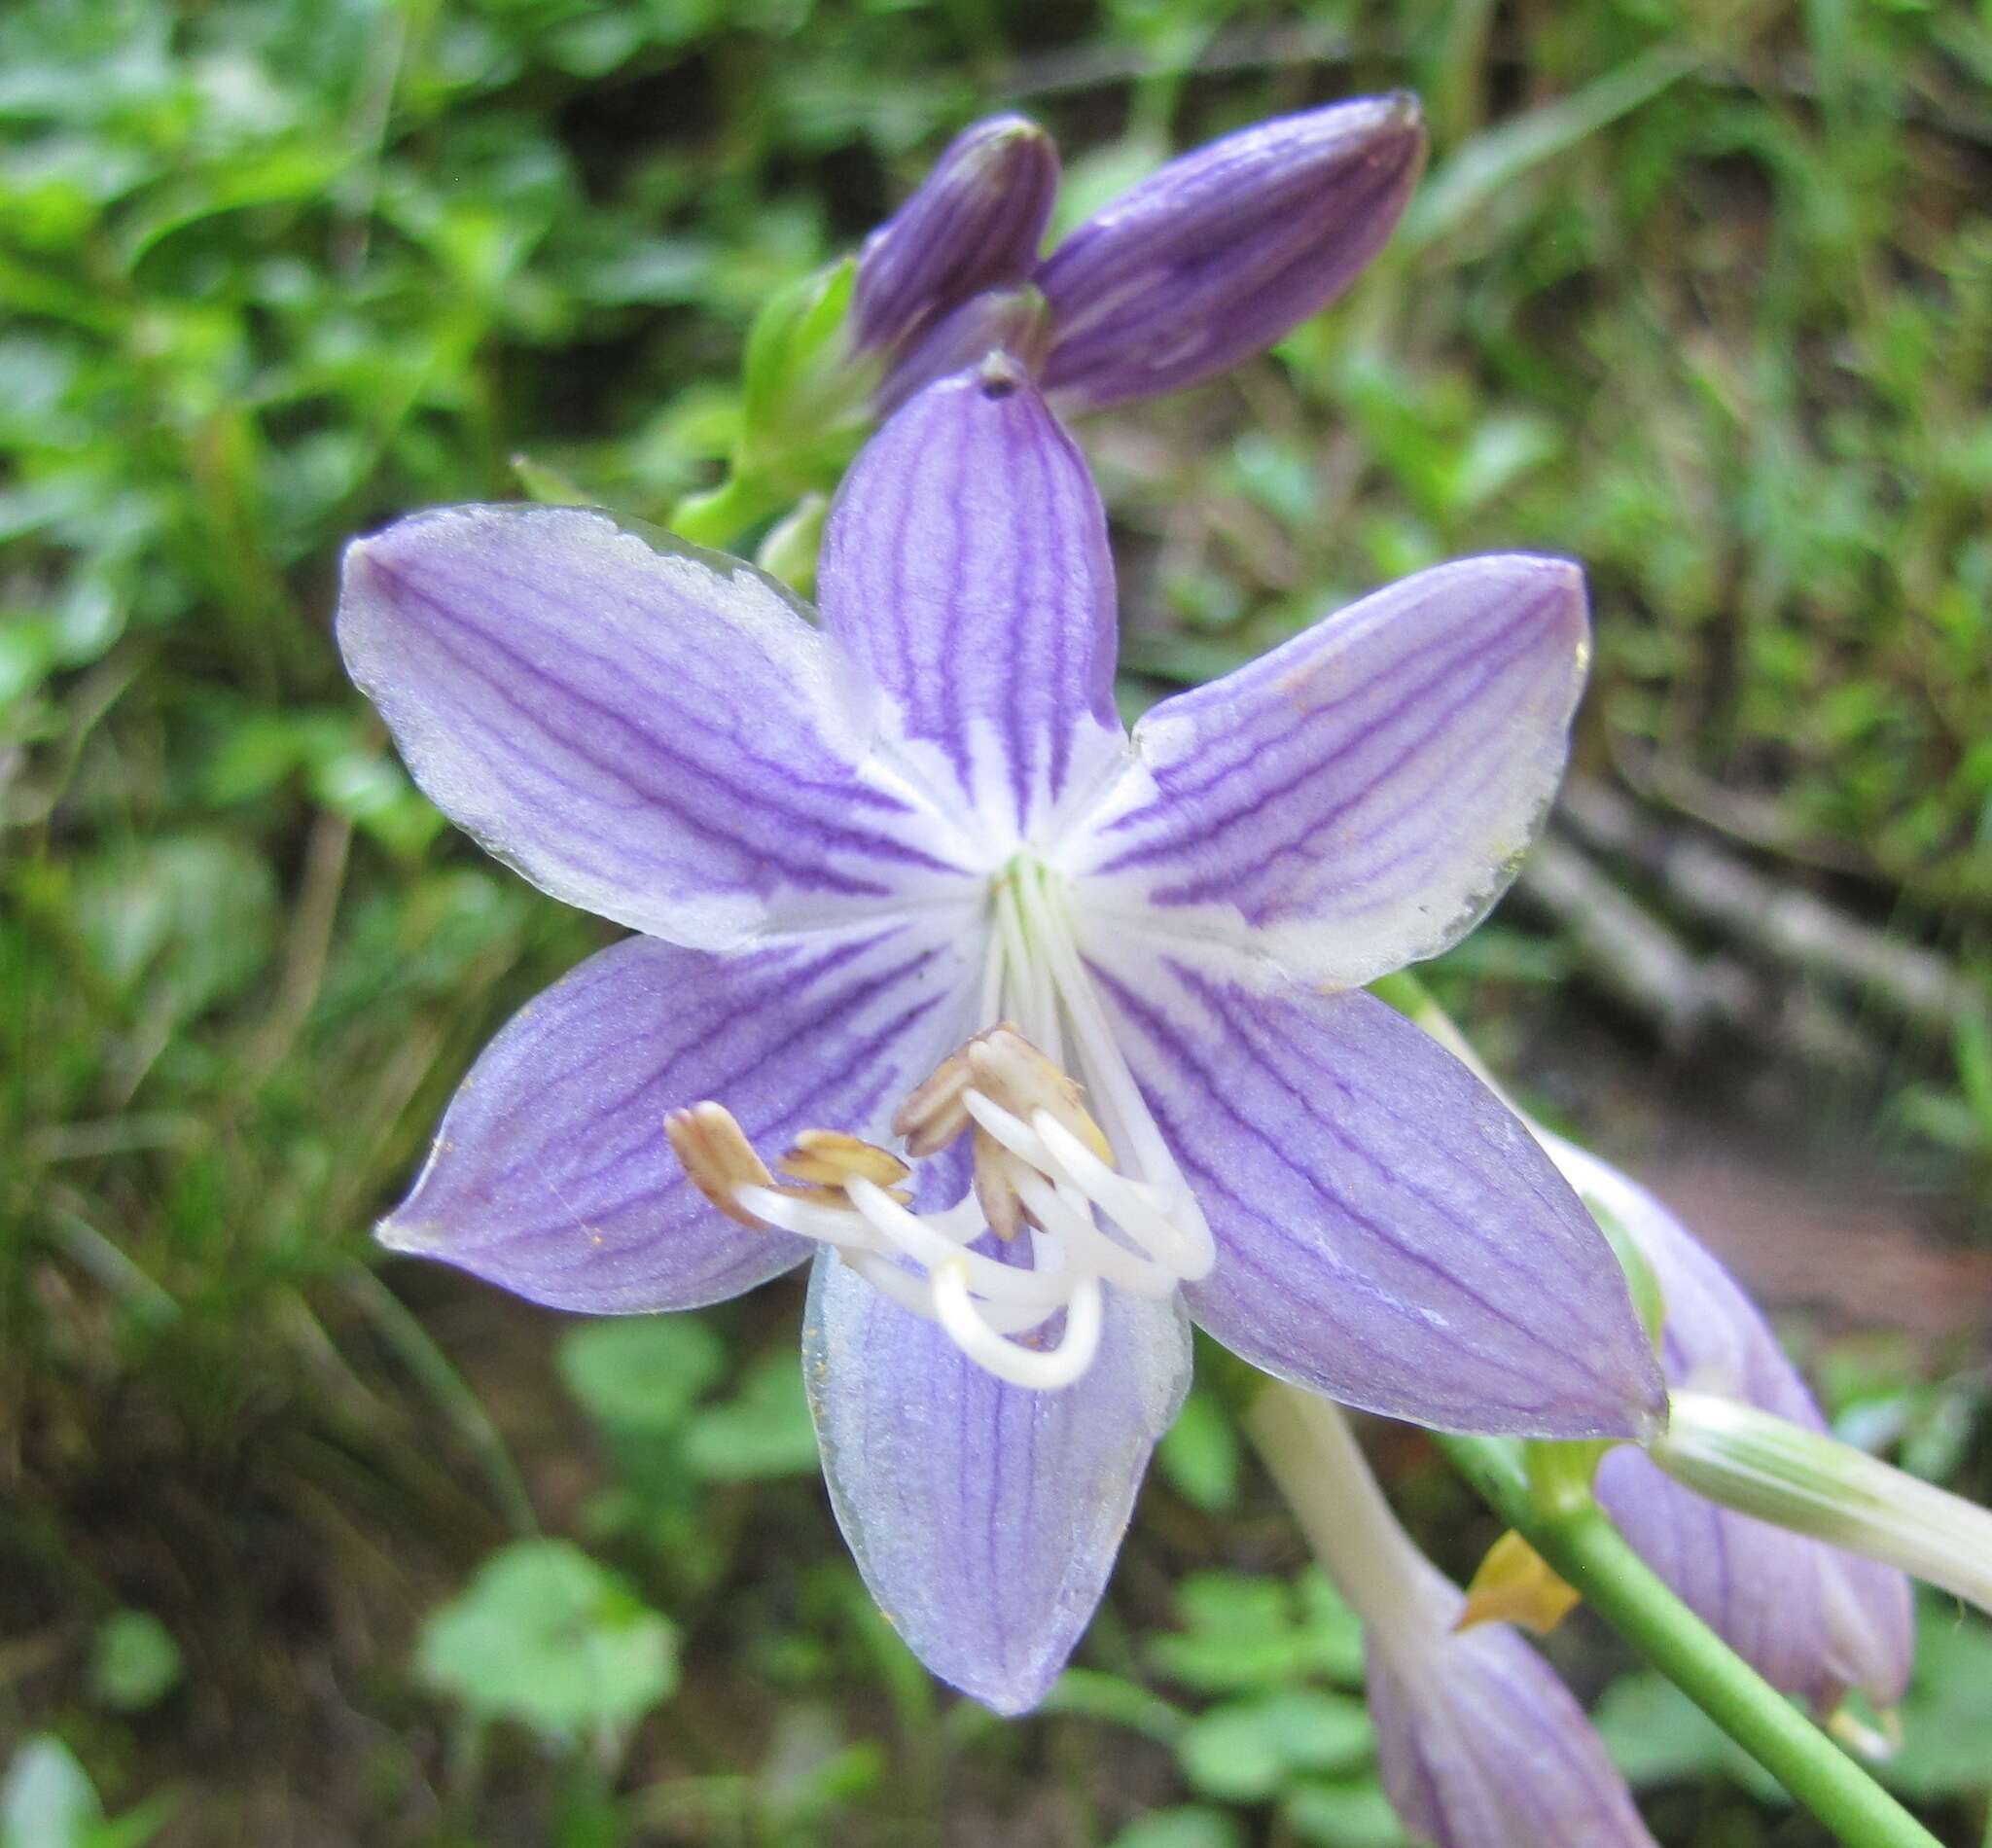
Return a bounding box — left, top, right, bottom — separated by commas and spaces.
338, 359, 1661, 1712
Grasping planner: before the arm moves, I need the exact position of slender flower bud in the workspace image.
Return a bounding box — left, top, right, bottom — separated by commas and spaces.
1546, 1136, 1915, 1714
1035, 93, 1426, 412
1250, 1387, 1656, 1848
1654, 1392, 1992, 1623
852, 115, 1058, 361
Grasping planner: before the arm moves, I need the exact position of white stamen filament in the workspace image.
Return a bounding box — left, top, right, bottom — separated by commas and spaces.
671, 858, 1212, 1391
934, 1262, 1104, 1390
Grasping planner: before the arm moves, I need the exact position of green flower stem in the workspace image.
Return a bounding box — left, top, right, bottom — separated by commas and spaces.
667, 467, 788, 551
1440, 1433, 1939, 1848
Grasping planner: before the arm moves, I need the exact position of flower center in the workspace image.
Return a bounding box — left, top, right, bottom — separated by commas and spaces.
666, 858, 1213, 1389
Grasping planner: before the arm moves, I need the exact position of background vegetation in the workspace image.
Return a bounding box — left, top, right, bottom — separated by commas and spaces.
3, 0, 1988, 1842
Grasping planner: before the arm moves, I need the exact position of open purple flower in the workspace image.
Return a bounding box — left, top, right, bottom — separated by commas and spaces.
854, 96, 1426, 415
338, 359, 1661, 1712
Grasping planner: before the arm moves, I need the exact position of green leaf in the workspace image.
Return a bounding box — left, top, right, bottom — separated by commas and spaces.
1591, 1671, 1787, 1802
1156, 1388, 1241, 1513
739, 256, 870, 464
557, 1318, 728, 1435
1407, 42, 1705, 247
1105, 1805, 1244, 1848
72, 836, 277, 1023
416, 1540, 680, 1739
1176, 1690, 1375, 1802
1152, 1571, 1363, 1693
683, 1350, 819, 1481
89, 1611, 182, 1713
1279, 1777, 1407, 1848
1041, 1669, 1188, 1745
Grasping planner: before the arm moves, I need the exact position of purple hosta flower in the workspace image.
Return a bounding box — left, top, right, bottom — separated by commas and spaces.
855, 95, 1426, 415
1550, 1138, 1914, 1716
1251, 1386, 1657, 1848
338, 359, 1661, 1712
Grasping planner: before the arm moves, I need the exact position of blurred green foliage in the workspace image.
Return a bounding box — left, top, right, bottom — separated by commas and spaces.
5, 0, 1990, 1841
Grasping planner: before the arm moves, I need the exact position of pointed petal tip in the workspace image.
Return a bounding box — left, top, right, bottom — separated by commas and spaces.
953, 1656, 1067, 1718
374, 1209, 441, 1257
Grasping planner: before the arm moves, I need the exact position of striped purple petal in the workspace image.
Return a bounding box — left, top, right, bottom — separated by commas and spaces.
1555, 1139, 1914, 1709
1036, 95, 1425, 412
1368, 1603, 1658, 1848
338, 505, 974, 949
378, 921, 983, 1313
853, 115, 1058, 360
803, 1249, 1190, 1714
817, 365, 1126, 845
1067, 555, 1587, 988
1079, 938, 1665, 1438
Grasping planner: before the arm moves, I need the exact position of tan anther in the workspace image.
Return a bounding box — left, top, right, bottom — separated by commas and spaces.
972, 1127, 1026, 1242
894, 1024, 1024, 1155
665, 1102, 777, 1228
967, 1028, 1115, 1165
777, 1129, 911, 1191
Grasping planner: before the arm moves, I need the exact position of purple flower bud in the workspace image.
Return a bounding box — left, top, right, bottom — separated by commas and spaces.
1251, 1386, 1655, 1848
1034, 93, 1426, 411
1368, 1611, 1659, 1848
872, 286, 1052, 418
1550, 1138, 1915, 1712
851, 115, 1058, 361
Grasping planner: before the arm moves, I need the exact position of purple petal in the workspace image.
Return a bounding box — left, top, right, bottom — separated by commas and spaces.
1368, 1614, 1658, 1848
379, 921, 982, 1312
1081, 941, 1665, 1437
817, 365, 1126, 842
338, 505, 972, 948
1036, 95, 1425, 411
1069, 555, 1586, 988
803, 1250, 1190, 1713
853, 115, 1058, 359
1554, 1139, 1914, 1708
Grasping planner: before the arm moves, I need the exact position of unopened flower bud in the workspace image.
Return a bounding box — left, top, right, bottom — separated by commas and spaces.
1035, 93, 1426, 411
1547, 1136, 1916, 1713
1251, 1386, 1656, 1848
853, 116, 1058, 362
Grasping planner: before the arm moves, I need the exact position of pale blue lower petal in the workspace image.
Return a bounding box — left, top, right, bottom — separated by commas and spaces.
803, 1249, 1190, 1714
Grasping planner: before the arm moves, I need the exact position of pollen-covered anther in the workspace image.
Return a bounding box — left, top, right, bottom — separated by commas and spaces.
665, 1101, 783, 1228
892, 1031, 1001, 1155
965, 1027, 1114, 1165
777, 1129, 912, 1191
